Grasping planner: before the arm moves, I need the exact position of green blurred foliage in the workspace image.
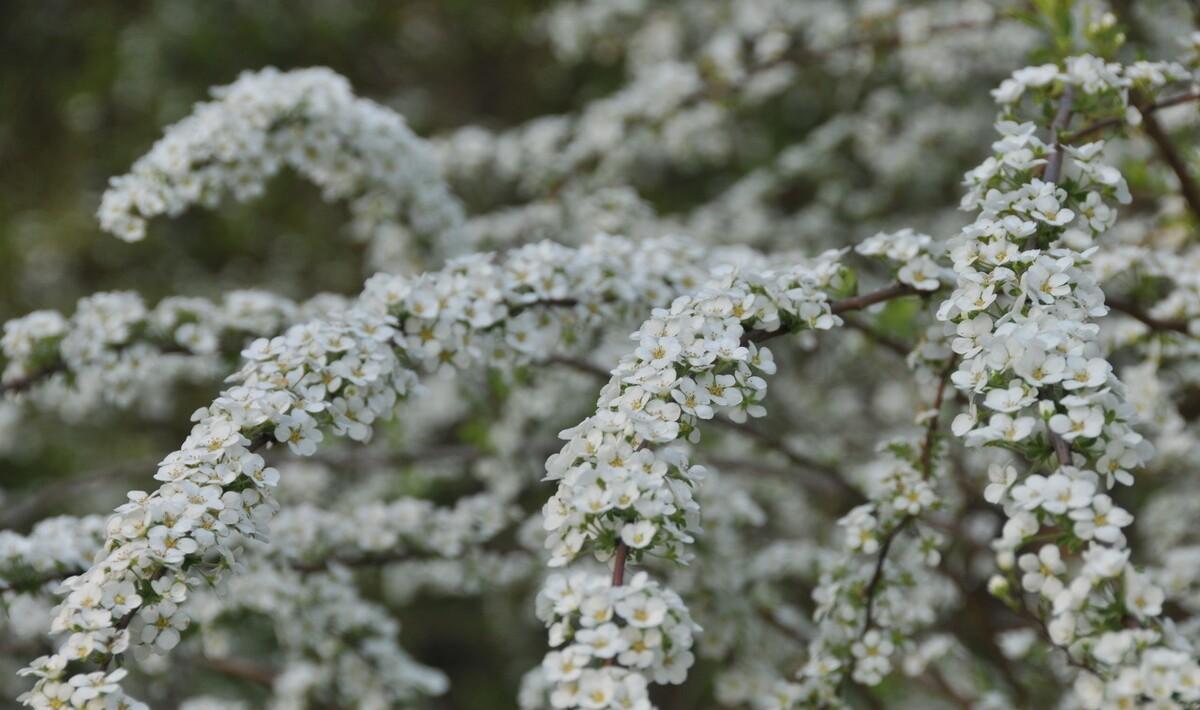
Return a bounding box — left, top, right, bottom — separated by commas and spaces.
0, 0, 601, 321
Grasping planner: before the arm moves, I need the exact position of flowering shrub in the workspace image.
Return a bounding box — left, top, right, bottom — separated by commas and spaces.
4, 1, 1200, 708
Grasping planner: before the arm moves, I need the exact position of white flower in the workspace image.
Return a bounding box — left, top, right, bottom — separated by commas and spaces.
898, 255, 942, 291
140, 601, 187, 651
851, 630, 894, 686
1069, 495, 1132, 543
620, 521, 658, 550
984, 383, 1034, 413
543, 646, 590, 683
616, 594, 667, 629
576, 623, 626, 659
1019, 545, 1066, 598
1124, 571, 1164, 619
1039, 473, 1095, 515
576, 668, 616, 709
1049, 406, 1104, 441
984, 464, 1018, 504
1029, 193, 1075, 226
274, 413, 324, 455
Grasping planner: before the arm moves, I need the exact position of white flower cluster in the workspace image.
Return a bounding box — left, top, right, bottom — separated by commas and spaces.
266, 490, 517, 569
1101, 243, 1200, 337
417, 0, 1040, 265
14, 233, 772, 707
437, 60, 719, 200
543, 253, 846, 567
1, 515, 106, 588
797, 435, 956, 702
855, 228, 948, 292
0, 462, 525, 705
443, 0, 1029, 215
2, 289, 319, 420
539, 251, 858, 705
533, 571, 698, 710
941, 57, 1200, 705
192, 563, 448, 709
96, 67, 466, 269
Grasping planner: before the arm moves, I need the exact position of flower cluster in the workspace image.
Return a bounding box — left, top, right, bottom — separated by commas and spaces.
2, 289, 316, 420
437, 0, 1032, 260
533, 571, 698, 709
854, 228, 947, 293
940, 56, 1200, 704
1, 516, 109, 649
539, 251, 864, 705
266, 490, 518, 569
12, 3, 1200, 707
798, 439, 955, 700
14, 233, 775, 707
542, 254, 846, 567
96, 67, 466, 270
192, 563, 448, 708
1, 452, 531, 706
1, 515, 106, 591
752, 333, 961, 707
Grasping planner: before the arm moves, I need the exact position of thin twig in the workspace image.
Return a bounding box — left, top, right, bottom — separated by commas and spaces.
611, 541, 628, 587
1043, 85, 1075, 184
920, 666, 974, 710
0, 362, 67, 395
1043, 88, 1077, 471
860, 517, 911, 633
1047, 421, 1072, 467
541, 355, 610, 379
1106, 298, 1190, 335
1134, 89, 1200, 223
861, 357, 955, 634
707, 416, 864, 505
1064, 91, 1200, 144
199, 656, 277, 687
830, 284, 919, 316
749, 283, 919, 344
841, 315, 912, 357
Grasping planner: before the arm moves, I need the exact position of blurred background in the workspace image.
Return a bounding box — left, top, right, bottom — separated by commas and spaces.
0, 0, 577, 313
2, 1, 1196, 707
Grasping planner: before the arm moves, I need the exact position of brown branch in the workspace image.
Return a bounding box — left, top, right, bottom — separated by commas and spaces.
1045, 420, 1072, 468
1043, 85, 1076, 184
830, 283, 919, 316
200, 655, 278, 687
0, 456, 162, 529
755, 605, 811, 646
1, 444, 480, 531
611, 541, 628, 587
1134, 89, 1200, 223
549, 284, 919, 373
919, 666, 974, 710
291, 550, 430, 575
1106, 298, 1190, 335
861, 358, 955, 634
749, 283, 919, 344
1, 362, 66, 395
1, 297, 586, 398
1043, 88, 1077, 471
920, 358, 957, 478
1064, 91, 1200, 144
841, 315, 912, 357
540, 355, 610, 379
603, 543, 630, 668
707, 416, 864, 506
792, 18, 995, 65
860, 516, 911, 633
